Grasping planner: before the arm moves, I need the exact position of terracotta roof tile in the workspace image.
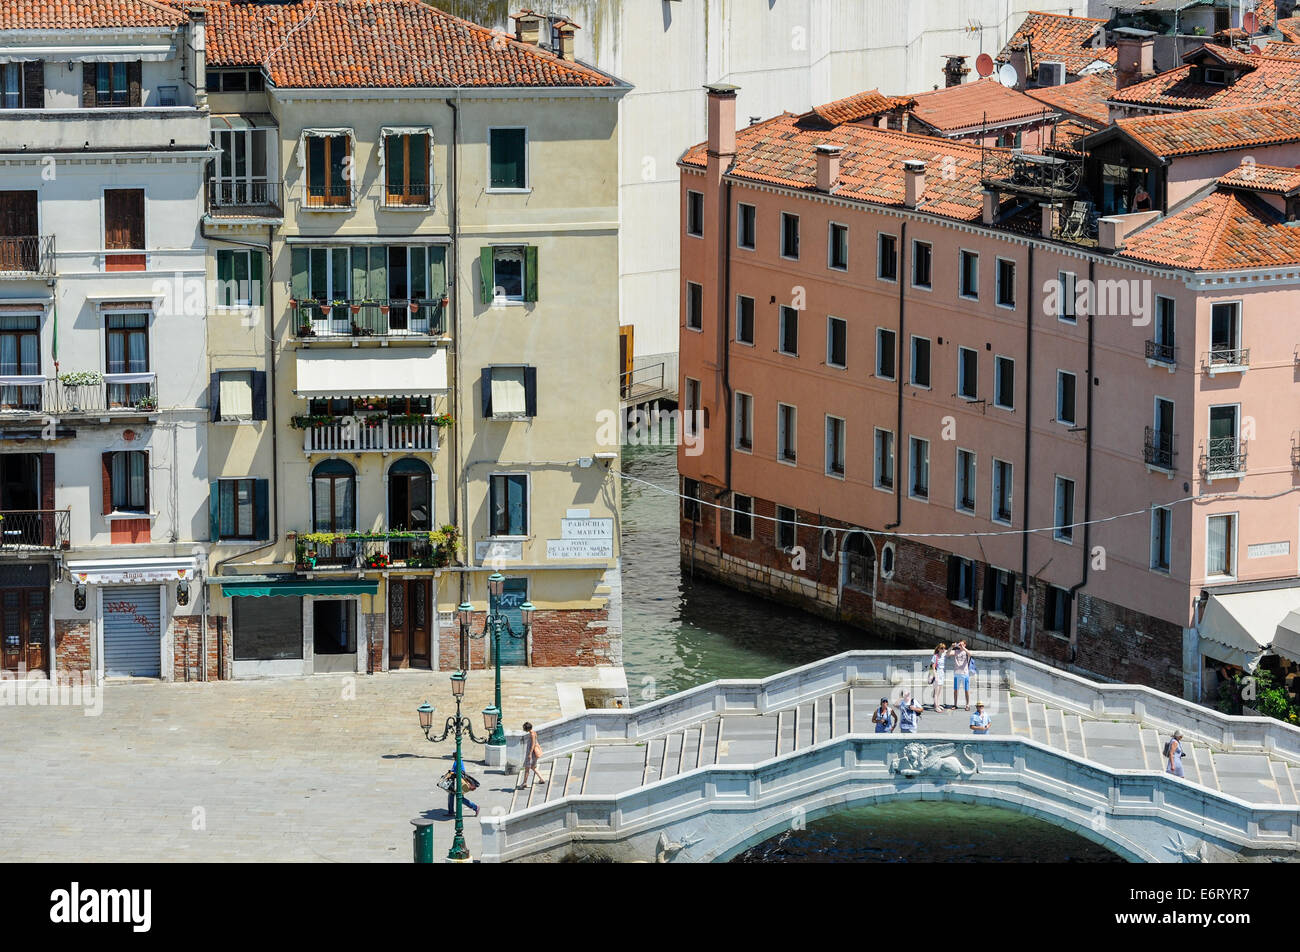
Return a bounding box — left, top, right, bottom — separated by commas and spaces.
1113, 103, 1300, 157
1120, 188, 1300, 270
907, 78, 1057, 134
997, 11, 1115, 73
1026, 74, 1115, 126
1110, 50, 1300, 109
188, 0, 616, 88
1216, 161, 1300, 194
1260, 39, 1300, 58
810, 89, 914, 125
1185, 42, 1258, 70
0, 0, 185, 29
1278, 17, 1300, 42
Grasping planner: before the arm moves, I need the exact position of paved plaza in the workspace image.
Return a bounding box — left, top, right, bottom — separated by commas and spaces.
0, 669, 592, 863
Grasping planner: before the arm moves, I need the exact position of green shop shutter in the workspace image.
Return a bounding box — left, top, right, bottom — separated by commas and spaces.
479, 246, 494, 304
254, 478, 270, 540
290, 246, 310, 300
216, 250, 233, 307
524, 246, 539, 302
480, 367, 493, 417
250, 250, 265, 308
209, 481, 221, 541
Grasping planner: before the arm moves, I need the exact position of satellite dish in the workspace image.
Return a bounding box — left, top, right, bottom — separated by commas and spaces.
1244, 11, 1257, 33
997, 63, 1019, 87
1250, 43, 1263, 55
976, 53, 995, 77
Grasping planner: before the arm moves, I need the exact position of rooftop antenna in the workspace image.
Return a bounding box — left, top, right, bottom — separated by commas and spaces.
967, 18, 985, 56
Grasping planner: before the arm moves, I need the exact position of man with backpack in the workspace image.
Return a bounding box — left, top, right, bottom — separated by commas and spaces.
895, 689, 923, 734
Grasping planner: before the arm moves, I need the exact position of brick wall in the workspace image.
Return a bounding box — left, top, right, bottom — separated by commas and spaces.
365, 612, 384, 673
54, 619, 91, 672
528, 608, 612, 667
438, 613, 487, 672
1075, 592, 1184, 695
171, 616, 224, 681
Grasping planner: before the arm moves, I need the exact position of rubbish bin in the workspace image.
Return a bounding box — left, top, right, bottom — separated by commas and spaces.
411, 818, 435, 863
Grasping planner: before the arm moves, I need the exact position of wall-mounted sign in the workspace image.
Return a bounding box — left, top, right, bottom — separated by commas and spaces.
1247, 541, 1291, 559
560, 518, 613, 540
475, 540, 522, 562
546, 538, 613, 560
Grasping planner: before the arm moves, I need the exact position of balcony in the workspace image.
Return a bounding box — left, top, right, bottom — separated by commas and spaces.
0, 107, 210, 153
0, 236, 55, 277
293, 526, 460, 571
291, 299, 447, 340
206, 178, 282, 217
382, 183, 432, 208
1201, 438, 1247, 480
1203, 347, 1249, 375
1143, 426, 1176, 471
0, 509, 70, 551
297, 416, 444, 455
0, 375, 157, 418
302, 184, 352, 209
1144, 339, 1176, 368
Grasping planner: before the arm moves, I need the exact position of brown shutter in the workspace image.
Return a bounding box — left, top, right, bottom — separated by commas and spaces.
104, 189, 144, 250
127, 61, 142, 107
40, 453, 55, 547
22, 61, 43, 109
82, 63, 96, 107
102, 452, 113, 514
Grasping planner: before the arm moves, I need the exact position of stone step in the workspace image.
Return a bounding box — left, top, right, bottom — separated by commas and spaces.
795, 702, 815, 750
1080, 721, 1146, 771
661, 732, 684, 779
1046, 707, 1068, 752
832, 689, 851, 737
850, 688, 873, 732
566, 749, 590, 798
642, 736, 666, 786
1270, 760, 1298, 806
699, 718, 720, 768
1063, 713, 1086, 759
1139, 728, 1162, 772
546, 754, 571, 802
1290, 767, 1300, 801
1026, 701, 1050, 746
1008, 695, 1031, 739
525, 762, 552, 810
681, 726, 702, 772
1181, 742, 1206, 787
1210, 752, 1279, 804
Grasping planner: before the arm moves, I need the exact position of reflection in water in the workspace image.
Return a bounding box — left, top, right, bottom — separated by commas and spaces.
732, 802, 1125, 863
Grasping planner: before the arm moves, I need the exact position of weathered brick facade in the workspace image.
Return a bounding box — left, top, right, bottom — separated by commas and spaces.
170, 616, 224, 681
435, 608, 611, 670
54, 619, 91, 672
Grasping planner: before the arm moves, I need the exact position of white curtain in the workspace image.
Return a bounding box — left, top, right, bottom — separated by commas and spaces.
220, 372, 253, 419
1207, 515, 1230, 575
491, 368, 527, 415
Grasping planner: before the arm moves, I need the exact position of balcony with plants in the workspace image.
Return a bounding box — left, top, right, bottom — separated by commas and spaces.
290, 297, 447, 340
0, 372, 157, 417
293, 524, 460, 571
291, 404, 453, 454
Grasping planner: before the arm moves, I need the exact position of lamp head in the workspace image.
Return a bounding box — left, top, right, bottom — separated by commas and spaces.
482, 705, 500, 734
450, 670, 467, 698
457, 601, 473, 626
487, 572, 505, 596
520, 600, 535, 625
416, 701, 435, 732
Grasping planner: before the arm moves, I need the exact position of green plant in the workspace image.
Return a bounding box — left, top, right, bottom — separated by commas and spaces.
59, 370, 103, 386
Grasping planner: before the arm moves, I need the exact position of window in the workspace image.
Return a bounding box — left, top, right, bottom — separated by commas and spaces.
994, 356, 1014, 410
909, 437, 929, 500
684, 377, 702, 437
826, 416, 846, 477
107, 450, 148, 513
686, 190, 704, 237
1054, 476, 1075, 542
215, 249, 263, 308
1152, 296, 1175, 364
305, 134, 351, 207
1206, 513, 1236, 578
385, 132, 430, 205
992, 459, 1013, 525
1043, 586, 1071, 633
984, 568, 1016, 616
912, 240, 932, 289
686, 282, 704, 331
1150, 506, 1172, 572
876, 328, 896, 380
683, 477, 700, 522
828, 222, 848, 270
489, 474, 529, 536
2, 63, 18, 109
960, 251, 978, 299
732, 494, 753, 538
734, 391, 753, 451
1057, 271, 1076, 323
489, 128, 527, 190
735, 295, 754, 344
827, 317, 846, 368
95, 62, 129, 107
481, 365, 536, 419
216, 370, 254, 422
956, 449, 976, 513
1209, 302, 1242, 365
1207, 404, 1241, 475
781, 213, 800, 258
880, 543, 896, 579
104, 188, 144, 251
910, 336, 931, 388
996, 258, 1016, 308
777, 403, 797, 463
958, 346, 978, 400
217, 479, 259, 540
946, 556, 975, 605
486, 245, 537, 303
1204, 67, 1227, 85
206, 69, 264, 92
1056, 371, 1076, 426
105, 313, 149, 407
779, 306, 799, 356
1, 62, 40, 109
737, 202, 756, 249
776, 505, 797, 551
1148, 397, 1175, 470
878, 233, 897, 281
0, 314, 39, 410
874, 429, 894, 491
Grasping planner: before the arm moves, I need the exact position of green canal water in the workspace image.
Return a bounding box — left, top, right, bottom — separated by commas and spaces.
618, 444, 1124, 863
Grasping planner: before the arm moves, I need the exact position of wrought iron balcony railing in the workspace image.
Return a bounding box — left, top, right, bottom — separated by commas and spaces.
0, 236, 55, 277
1204, 347, 1249, 371
291, 299, 446, 339
303, 183, 352, 208
0, 509, 70, 550
383, 183, 432, 207
0, 375, 157, 416
1145, 339, 1176, 365
1143, 426, 1176, 471
293, 528, 459, 571
207, 178, 282, 213
1201, 438, 1246, 478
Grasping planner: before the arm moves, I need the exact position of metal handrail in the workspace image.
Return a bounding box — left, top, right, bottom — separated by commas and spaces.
291, 299, 446, 338
0, 235, 55, 275
1143, 426, 1176, 470
0, 508, 70, 549
1145, 339, 1175, 364
1201, 438, 1246, 476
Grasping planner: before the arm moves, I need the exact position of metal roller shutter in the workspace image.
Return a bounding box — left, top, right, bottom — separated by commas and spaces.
102, 586, 161, 677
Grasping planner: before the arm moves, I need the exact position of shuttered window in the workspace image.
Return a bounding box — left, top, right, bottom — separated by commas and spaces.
215, 478, 266, 540
489, 128, 527, 189
107, 450, 148, 513
306, 135, 351, 207
385, 133, 430, 205
104, 189, 144, 250
489, 474, 528, 536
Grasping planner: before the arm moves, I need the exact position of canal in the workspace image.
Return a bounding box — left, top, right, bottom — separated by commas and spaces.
618, 444, 1123, 863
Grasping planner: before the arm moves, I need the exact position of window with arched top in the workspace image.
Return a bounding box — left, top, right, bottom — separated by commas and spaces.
843, 532, 875, 592
312, 459, 355, 532
389, 457, 431, 531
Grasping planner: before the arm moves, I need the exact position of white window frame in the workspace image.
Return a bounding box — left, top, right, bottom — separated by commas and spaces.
959, 249, 979, 301
958, 346, 978, 400
873, 427, 894, 492
909, 436, 929, 502
1205, 512, 1237, 580
686, 189, 704, 238
955, 447, 976, 515
995, 257, 1017, 310
492, 246, 527, 304
991, 458, 1013, 525
486, 126, 531, 194
825, 414, 846, 479
780, 212, 800, 260
994, 355, 1015, 410
1206, 402, 1243, 479
826, 315, 847, 369
216, 368, 256, 424
911, 239, 932, 291
876, 327, 896, 380
1057, 270, 1077, 324
487, 471, 531, 538
910, 335, 931, 389
877, 232, 898, 283
1054, 475, 1076, 543
734, 390, 754, 453
1056, 370, 1077, 426
827, 221, 849, 272
737, 202, 756, 250
777, 402, 797, 466
1207, 300, 1246, 373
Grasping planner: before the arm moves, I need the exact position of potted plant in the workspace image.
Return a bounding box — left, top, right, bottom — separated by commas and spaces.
409, 300, 420, 314
135, 395, 158, 411
378, 303, 390, 316
364, 551, 390, 570
440, 295, 449, 307
297, 320, 314, 338
349, 301, 361, 316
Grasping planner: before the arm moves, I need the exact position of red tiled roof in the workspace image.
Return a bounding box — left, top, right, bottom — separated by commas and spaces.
1260, 39, 1300, 58
1047, 118, 1095, 154
907, 78, 1057, 134
190, 0, 615, 88
1278, 17, 1300, 42
997, 11, 1115, 73
1113, 103, 1300, 158
1183, 42, 1257, 70
1216, 161, 1300, 194
1120, 188, 1300, 270
680, 113, 1004, 222
1026, 74, 1115, 126
811, 89, 914, 125
1110, 51, 1300, 110
0, 0, 185, 29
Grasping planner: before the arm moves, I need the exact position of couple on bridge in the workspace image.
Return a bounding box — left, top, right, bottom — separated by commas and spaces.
929, 640, 976, 712
872, 694, 989, 736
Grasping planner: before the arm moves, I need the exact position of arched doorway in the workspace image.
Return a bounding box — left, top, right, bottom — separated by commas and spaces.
387, 457, 432, 561
311, 459, 356, 565
387, 457, 433, 669
841, 532, 875, 593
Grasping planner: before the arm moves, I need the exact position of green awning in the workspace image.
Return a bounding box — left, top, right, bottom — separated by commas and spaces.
217, 577, 379, 598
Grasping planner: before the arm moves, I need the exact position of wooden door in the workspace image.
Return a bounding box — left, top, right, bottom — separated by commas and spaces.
619, 325, 634, 398
0, 587, 46, 673
0, 190, 36, 271
389, 579, 431, 670
388, 582, 408, 667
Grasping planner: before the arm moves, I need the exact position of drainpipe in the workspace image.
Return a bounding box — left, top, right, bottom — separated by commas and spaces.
1020, 244, 1034, 649
722, 179, 733, 495
885, 222, 907, 530
1067, 258, 1096, 661
446, 95, 466, 620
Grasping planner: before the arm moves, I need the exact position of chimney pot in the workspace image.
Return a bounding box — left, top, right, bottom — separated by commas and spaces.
705, 83, 739, 159
513, 9, 543, 45
982, 189, 997, 225
903, 159, 926, 208
815, 144, 841, 192
1114, 30, 1156, 89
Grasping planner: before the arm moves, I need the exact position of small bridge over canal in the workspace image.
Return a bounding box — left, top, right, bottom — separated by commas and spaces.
482, 651, 1300, 863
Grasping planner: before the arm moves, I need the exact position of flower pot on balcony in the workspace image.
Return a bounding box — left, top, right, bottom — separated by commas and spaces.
350, 304, 361, 316
440, 296, 449, 307
379, 305, 390, 316
409, 301, 420, 313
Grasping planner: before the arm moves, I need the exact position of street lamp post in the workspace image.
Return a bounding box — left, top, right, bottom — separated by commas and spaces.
460, 572, 533, 767
417, 671, 500, 863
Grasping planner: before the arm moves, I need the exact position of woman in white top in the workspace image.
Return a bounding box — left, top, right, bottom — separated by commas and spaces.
929, 643, 947, 711
1166, 729, 1185, 778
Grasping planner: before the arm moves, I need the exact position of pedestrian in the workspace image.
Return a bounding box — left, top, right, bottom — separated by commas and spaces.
872, 696, 897, 733
929, 643, 947, 711
969, 700, 990, 734
948, 640, 972, 711
518, 721, 546, 789
440, 754, 480, 816
1164, 729, 1185, 778
896, 689, 923, 734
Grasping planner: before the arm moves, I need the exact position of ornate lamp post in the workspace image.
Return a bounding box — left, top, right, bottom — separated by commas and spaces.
460, 572, 533, 766
417, 671, 500, 862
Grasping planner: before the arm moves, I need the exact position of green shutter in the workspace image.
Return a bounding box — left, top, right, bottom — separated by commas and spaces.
216, 250, 233, 307
351, 246, 369, 300
369, 246, 387, 301
524, 246, 539, 302
429, 246, 447, 299
250, 251, 265, 308
253, 478, 270, 540
209, 481, 221, 541
290, 246, 310, 300
479, 246, 494, 304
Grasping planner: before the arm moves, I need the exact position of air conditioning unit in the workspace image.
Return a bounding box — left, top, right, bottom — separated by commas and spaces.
1037, 62, 1066, 87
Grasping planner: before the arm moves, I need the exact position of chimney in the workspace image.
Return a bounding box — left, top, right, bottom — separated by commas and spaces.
943, 54, 970, 88
903, 159, 926, 208
705, 83, 739, 160
1040, 202, 1058, 239
189, 7, 207, 108
1007, 45, 1030, 89
556, 22, 577, 62
512, 9, 543, 45
815, 145, 841, 192
1115, 29, 1156, 90
982, 189, 997, 225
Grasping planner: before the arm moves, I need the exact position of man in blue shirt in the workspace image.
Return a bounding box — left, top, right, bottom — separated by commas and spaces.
969, 701, 990, 735
895, 689, 923, 734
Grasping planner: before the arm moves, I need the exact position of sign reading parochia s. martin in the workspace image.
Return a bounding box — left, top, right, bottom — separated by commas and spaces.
547, 518, 614, 559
